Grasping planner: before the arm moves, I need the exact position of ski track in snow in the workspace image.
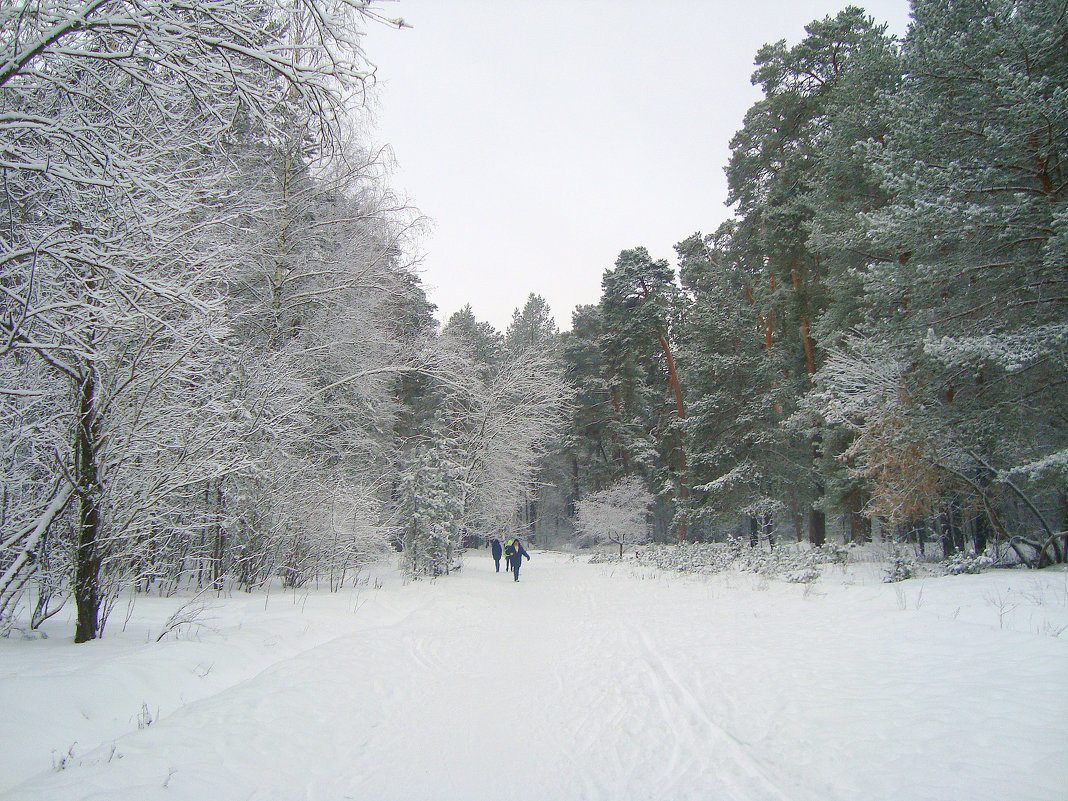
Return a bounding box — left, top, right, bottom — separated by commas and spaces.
1, 552, 1067, 801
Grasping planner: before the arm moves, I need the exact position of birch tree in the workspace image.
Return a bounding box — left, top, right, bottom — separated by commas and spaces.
219, 144, 428, 589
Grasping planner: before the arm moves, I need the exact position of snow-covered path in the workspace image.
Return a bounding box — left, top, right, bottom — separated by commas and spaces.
2, 552, 1067, 800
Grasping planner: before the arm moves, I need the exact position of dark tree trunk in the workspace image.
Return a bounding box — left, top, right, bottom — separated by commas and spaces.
73, 370, 103, 643
809, 508, 826, 547
806, 416, 829, 545
847, 512, 867, 544
972, 511, 990, 555
940, 499, 965, 557
212, 483, 226, 590
911, 516, 927, 556
528, 498, 537, 541
748, 516, 759, 548
569, 455, 579, 516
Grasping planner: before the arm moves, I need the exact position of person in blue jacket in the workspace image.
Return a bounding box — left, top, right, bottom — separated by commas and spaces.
503, 538, 530, 581
490, 538, 503, 572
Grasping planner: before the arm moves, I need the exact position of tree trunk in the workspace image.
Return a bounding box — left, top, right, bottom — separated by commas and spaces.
528, 497, 537, 541
808, 437, 826, 546
763, 513, 775, 550
570, 455, 580, 516
809, 508, 826, 547
800, 317, 817, 376
940, 499, 964, 557
73, 370, 103, 643
1061, 488, 1068, 538
212, 483, 225, 590
850, 512, 871, 544
610, 391, 630, 476
654, 329, 689, 543
971, 511, 990, 554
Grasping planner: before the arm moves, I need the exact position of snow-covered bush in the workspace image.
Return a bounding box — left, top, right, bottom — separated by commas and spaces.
632, 542, 846, 582
884, 547, 917, 583
587, 552, 618, 565
941, 550, 995, 576
785, 566, 822, 584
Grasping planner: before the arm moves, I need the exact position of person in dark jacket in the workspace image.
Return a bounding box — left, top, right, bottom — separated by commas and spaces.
490, 538, 503, 572
503, 538, 530, 581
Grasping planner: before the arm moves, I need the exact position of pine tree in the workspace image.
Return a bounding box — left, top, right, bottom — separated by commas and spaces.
600, 247, 690, 541
725, 7, 900, 544
675, 228, 794, 544
504, 293, 559, 356
835, 0, 1068, 562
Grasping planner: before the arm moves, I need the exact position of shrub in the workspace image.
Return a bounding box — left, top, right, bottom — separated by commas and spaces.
942, 550, 994, 576
630, 542, 845, 582
884, 547, 916, 583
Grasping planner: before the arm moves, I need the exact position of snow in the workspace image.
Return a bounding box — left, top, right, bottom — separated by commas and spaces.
2, 551, 1066, 801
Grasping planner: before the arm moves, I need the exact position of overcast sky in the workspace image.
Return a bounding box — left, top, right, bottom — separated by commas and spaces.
362, 0, 912, 333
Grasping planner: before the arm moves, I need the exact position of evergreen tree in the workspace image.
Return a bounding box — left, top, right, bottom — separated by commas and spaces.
441, 305, 504, 377
725, 7, 899, 544
828, 0, 1068, 563
397, 433, 465, 578
504, 293, 559, 356
504, 294, 563, 541
675, 228, 792, 543
557, 305, 619, 508
600, 247, 690, 540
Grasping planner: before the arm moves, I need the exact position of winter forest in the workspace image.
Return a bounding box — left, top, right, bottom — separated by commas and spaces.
6, 0, 1065, 639
1, 0, 1067, 798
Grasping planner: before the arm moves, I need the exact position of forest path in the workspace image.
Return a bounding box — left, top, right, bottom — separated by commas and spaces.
3, 553, 808, 801
5, 551, 1066, 801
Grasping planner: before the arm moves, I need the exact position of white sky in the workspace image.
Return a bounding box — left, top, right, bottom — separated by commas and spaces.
362, 1, 913, 332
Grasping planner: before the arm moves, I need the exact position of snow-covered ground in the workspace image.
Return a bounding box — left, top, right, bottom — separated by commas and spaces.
1, 550, 1066, 801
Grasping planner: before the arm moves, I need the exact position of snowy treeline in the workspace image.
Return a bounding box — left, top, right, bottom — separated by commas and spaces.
539, 0, 1068, 570
0, 1, 569, 640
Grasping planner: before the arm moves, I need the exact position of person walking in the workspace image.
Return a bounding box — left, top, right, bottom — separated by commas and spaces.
490, 538, 503, 572
503, 538, 530, 582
